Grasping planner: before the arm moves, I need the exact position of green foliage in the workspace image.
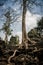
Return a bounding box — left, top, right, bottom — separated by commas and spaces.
9, 35, 19, 46
37, 17, 43, 31
2, 22, 12, 35
28, 27, 42, 42
28, 28, 39, 38
28, 17, 43, 40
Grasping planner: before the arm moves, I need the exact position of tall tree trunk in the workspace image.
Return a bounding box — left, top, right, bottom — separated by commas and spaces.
22, 0, 28, 49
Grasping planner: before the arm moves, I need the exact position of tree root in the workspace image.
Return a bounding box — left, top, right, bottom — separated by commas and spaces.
8, 50, 17, 64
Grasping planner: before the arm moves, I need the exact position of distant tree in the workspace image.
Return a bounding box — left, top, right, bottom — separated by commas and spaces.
0, 6, 20, 45
9, 35, 19, 46
0, 10, 12, 45
28, 18, 43, 40
28, 29, 38, 38
28, 28, 42, 42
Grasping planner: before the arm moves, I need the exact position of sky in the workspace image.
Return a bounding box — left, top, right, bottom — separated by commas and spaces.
0, 0, 43, 43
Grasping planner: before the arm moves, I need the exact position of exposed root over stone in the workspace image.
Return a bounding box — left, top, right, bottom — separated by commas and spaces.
8, 50, 17, 64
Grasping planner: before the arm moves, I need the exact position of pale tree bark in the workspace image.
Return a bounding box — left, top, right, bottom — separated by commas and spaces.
22, 0, 36, 49
22, 0, 28, 49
